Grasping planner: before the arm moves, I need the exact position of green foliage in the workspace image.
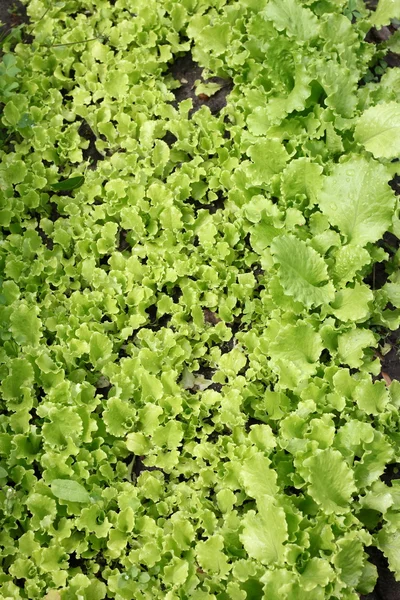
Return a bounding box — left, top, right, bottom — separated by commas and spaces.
369, 0, 400, 26
0, 54, 20, 97
355, 101, 400, 159
0, 0, 400, 598
271, 235, 335, 307
51, 176, 85, 191
50, 479, 91, 503
318, 157, 395, 246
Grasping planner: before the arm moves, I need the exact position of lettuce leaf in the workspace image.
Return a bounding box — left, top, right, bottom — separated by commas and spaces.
318, 157, 395, 246
355, 101, 400, 159
303, 449, 357, 514
240, 496, 288, 565
271, 234, 335, 307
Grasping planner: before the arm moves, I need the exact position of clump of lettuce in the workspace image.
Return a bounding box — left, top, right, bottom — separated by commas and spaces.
1, 0, 400, 599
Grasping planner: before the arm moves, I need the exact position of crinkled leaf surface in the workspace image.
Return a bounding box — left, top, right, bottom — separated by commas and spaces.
0, 0, 399, 598
264, 0, 320, 41
246, 139, 290, 185
303, 449, 357, 514
355, 102, 400, 159
281, 158, 323, 205
377, 526, 400, 579
330, 283, 373, 322
271, 235, 335, 307
269, 321, 323, 375
318, 157, 395, 246
240, 496, 288, 565
240, 453, 279, 499
370, 0, 400, 27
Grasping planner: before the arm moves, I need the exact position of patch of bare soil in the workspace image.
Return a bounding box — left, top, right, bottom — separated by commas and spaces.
0, 0, 28, 40
362, 547, 400, 600
381, 329, 400, 382
167, 53, 233, 117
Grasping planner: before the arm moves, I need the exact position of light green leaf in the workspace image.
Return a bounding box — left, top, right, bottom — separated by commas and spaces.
247, 107, 271, 136
337, 328, 377, 368
301, 557, 335, 591
264, 0, 320, 40
377, 525, 400, 579
248, 424, 277, 452
354, 379, 390, 415
216, 489, 236, 513
126, 432, 151, 454
76, 504, 111, 537
26, 493, 57, 529
152, 140, 170, 168
303, 448, 356, 514
330, 283, 373, 322
2, 358, 34, 400
196, 535, 230, 575
386, 29, 400, 53
164, 557, 189, 586
318, 157, 395, 246
239, 453, 279, 500
357, 561, 378, 596
240, 496, 288, 565
104, 71, 129, 98
4, 100, 21, 126
262, 569, 298, 600
152, 420, 183, 449
271, 234, 335, 307
89, 332, 113, 366
50, 479, 91, 503
359, 480, 395, 514
267, 74, 313, 124
382, 282, 400, 308
139, 371, 164, 401
196, 22, 230, 55
10, 302, 42, 346
246, 139, 290, 186
269, 321, 323, 376
331, 245, 371, 286
219, 347, 247, 376
104, 397, 136, 437
43, 406, 83, 447
44, 590, 62, 600
370, 0, 400, 27
195, 80, 223, 97
355, 102, 400, 159
3, 159, 27, 184
281, 158, 323, 205
333, 535, 365, 587
250, 221, 280, 254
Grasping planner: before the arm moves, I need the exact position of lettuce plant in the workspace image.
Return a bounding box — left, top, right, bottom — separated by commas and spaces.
0, 0, 400, 599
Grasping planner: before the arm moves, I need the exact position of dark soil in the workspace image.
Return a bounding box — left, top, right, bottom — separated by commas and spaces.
362, 548, 400, 600
78, 120, 104, 167
381, 329, 400, 382
366, 23, 400, 70
168, 53, 233, 116
0, 0, 28, 40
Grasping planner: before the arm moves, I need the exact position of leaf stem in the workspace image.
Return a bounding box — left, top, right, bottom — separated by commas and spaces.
45, 36, 103, 48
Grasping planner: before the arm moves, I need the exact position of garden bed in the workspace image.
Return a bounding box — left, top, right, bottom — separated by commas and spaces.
1, 1, 400, 599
